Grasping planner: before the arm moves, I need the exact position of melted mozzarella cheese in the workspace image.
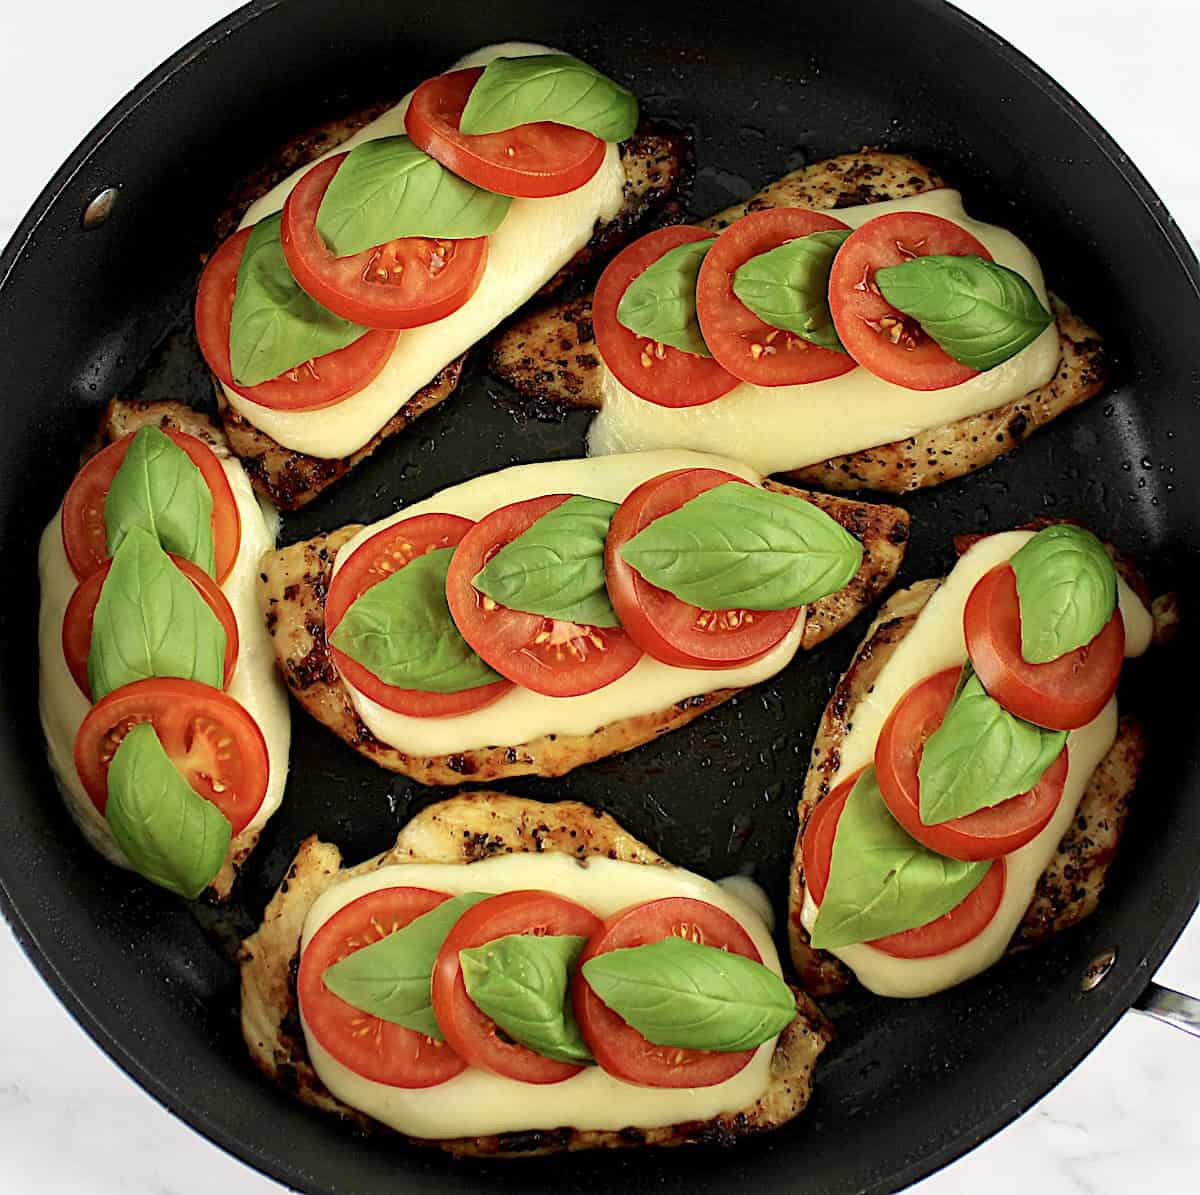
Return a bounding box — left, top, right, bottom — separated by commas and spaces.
300, 853, 780, 1137
223, 43, 626, 459
798, 531, 1153, 997
37, 457, 291, 869
587, 189, 1061, 473
331, 451, 807, 757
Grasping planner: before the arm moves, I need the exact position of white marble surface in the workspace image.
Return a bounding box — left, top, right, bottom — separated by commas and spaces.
3, 1, 1199, 1191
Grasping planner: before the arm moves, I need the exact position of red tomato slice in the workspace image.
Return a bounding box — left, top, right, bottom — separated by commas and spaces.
573, 897, 762, 1088
964, 563, 1125, 731
73, 677, 269, 835
803, 773, 1007, 959
62, 555, 240, 701
325, 513, 513, 717
874, 668, 1068, 860
695, 208, 857, 386
298, 886, 466, 1088
828, 210, 992, 390
445, 495, 643, 697
605, 468, 803, 667
431, 890, 602, 1084
61, 430, 242, 584
195, 226, 399, 411
281, 154, 489, 330
405, 68, 607, 199
593, 226, 740, 408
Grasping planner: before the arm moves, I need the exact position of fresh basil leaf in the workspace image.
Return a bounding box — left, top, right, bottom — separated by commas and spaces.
809, 768, 992, 950
731, 229, 850, 353
874, 253, 1052, 371
229, 213, 368, 386
458, 54, 638, 143
619, 482, 862, 611
581, 936, 794, 1052
460, 933, 593, 1064
1009, 525, 1118, 664
88, 529, 226, 701
617, 238, 716, 356
322, 892, 491, 1039
471, 496, 618, 627
105, 723, 230, 899
918, 666, 1068, 825
329, 548, 503, 693
315, 136, 511, 258
104, 426, 215, 576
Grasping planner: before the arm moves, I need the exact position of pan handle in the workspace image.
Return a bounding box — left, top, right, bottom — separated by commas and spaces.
1131, 982, 1200, 1038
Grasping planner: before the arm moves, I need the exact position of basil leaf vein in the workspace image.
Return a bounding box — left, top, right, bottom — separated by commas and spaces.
617, 238, 716, 356
329, 548, 503, 693
1009, 525, 1118, 663
105, 723, 230, 899
874, 253, 1053, 371
619, 482, 863, 610
809, 768, 992, 949
229, 213, 368, 386
322, 893, 491, 1038
471, 495, 619, 627
580, 937, 795, 1052
458, 54, 638, 142
104, 426, 215, 576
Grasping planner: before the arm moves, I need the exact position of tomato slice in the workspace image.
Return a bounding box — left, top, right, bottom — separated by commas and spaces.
325, 513, 513, 717
61, 430, 242, 584
195, 226, 399, 411
695, 208, 857, 386
62, 555, 240, 701
874, 668, 1068, 860
573, 897, 763, 1088
605, 468, 803, 668
828, 210, 992, 390
803, 773, 1007, 959
964, 563, 1125, 731
445, 495, 643, 697
405, 68, 607, 199
431, 890, 602, 1084
73, 677, 269, 835
298, 886, 466, 1088
593, 226, 740, 408
280, 154, 489, 330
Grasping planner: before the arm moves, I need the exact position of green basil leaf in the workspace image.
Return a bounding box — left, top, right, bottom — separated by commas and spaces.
229, 213, 369, 386
457, 54, 638, 142
581, 936, 795, 1052
315, 136, 511, 258
809, 768, 992, 950
322, 892, 491, 1039
731, 229, 850, 353
617, 238, 716, 357
874, 253, 1053, 371
87, 528, 226, 702
918, 666, 1068, 825
105, 723, 230, 899
619, 482, 863, 610
460, 933, 593, 1064
104, 426, 215, 576
1009, 525, 1118, 664
328, 548, 503, 693
471, 496, 619, 627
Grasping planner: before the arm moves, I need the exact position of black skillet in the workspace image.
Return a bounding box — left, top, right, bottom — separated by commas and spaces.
2, 1, 1198, 1191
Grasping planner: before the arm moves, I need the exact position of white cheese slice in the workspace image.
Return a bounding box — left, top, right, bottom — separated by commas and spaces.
300, 853, 781, 1137
222, 43, 626, 459
37, 456, 291, 871
331, 450, 808, 757
798, 530, 1152, 997
587, 189, 1061, 473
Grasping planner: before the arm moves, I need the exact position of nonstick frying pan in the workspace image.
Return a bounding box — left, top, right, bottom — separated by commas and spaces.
2, 1, 1198, 1191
